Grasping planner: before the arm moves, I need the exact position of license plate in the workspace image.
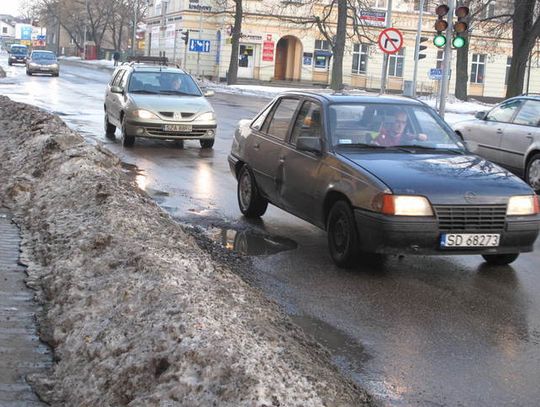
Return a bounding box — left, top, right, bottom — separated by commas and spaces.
40, 67, 50, 71
440, 233, 500, 248
163, 124, 192, 132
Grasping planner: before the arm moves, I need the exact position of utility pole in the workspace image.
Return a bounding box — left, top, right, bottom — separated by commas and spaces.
438, 0, 455, 118
412, 0, 425, 98
380, 0, 393, 94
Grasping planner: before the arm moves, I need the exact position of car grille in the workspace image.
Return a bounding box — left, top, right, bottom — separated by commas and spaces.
158, 112, 195, 119
146, 128, 209, 137
434, 205, 507, 232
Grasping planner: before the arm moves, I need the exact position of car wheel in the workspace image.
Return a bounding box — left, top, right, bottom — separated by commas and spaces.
481, 253, 519, 265
525, 153, 540, 193
327, 200, 359, 268
200, 139, 214, 149
237, 165, 268, 218
26, 70, 31, 76
8, 61, 12, 66
104, 113, 116, 139
121, 118, 135, 147
52, 73, 59, 77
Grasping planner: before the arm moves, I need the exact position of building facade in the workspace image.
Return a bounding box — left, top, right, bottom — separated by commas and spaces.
144, 0, 540, 99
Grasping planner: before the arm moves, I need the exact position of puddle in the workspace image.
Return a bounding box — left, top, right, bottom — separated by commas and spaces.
207, 227, 297, 256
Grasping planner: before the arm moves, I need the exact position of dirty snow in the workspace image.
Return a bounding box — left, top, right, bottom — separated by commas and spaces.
0, 96, 372, 406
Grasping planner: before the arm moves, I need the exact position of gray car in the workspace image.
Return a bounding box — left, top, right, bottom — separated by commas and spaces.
228, 92, 539, 267
104, 62, 216, 148
453, 95, 540, 192
26, 50, 59, 76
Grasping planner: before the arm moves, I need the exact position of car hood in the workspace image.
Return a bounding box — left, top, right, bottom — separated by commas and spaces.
30, 60, 57, 65
340, 151, 533, 205
129, 94, 212, 114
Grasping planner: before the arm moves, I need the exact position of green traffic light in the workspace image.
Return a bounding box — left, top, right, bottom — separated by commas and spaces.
434, 35, 446, 47
452, 36, 466, 48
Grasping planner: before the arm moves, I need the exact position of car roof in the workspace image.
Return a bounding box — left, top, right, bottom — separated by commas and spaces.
277, 90, 425, 106
31, 50, 55, 54
511, 95, 540, 102
128, 64, 187, 74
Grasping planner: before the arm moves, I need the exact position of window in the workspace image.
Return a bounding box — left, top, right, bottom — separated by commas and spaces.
290, 101, 322, 145
371, 0, 387, 9
110, 70, 125, 86
414, 0, 430, 12
486, 100, 522, 123
436, 50, 444, 70
388, 48, 404, 77
513, 101, 540, 127
470, 54, 486, 84
2, 27, 7, 34
266, 98, 300, 140
314, 40, 331, 69
505, 56, 511, 86
352, 44, 369, 74
251, 103, 274, 131
483, 1, 496, 18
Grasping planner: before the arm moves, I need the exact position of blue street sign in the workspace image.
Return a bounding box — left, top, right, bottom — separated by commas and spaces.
429, 68, 443, 80
189, 39, 211, 53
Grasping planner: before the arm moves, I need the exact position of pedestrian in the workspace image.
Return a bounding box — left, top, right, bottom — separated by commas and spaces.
113, 51, 120, 67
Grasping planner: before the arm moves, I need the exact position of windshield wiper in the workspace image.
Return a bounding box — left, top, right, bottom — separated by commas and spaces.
159, 90, 199, 96
336, 143, 388, 149
130, 89, 161, 94
393, 144, 465, 155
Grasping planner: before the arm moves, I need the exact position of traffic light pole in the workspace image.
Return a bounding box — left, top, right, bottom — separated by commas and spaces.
438, 0, 454, 118
412, 0, 425, 98
380, 0, 393, 94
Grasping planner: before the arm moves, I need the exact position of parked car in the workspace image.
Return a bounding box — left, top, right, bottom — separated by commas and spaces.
228, 92, 539, 267
104, 61, 216, 148
26, 50, 60, 76
8, 44, 28, 65
453, 95, 540, 192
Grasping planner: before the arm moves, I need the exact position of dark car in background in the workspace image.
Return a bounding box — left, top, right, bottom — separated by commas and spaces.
26, 50, 60, 76
229, 92, 539, 267
8, 44, 28, 65
453, 95, 540, 192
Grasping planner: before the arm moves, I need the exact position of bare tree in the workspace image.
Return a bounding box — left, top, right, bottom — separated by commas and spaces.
227, 0, 243, 85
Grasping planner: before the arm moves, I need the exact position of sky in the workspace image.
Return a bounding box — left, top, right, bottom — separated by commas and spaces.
0, 0, 25, 16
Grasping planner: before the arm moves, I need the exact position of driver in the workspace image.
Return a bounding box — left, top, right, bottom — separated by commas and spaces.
373, 111, 427, 146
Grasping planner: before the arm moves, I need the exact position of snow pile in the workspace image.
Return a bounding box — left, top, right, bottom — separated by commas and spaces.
0, 96, 371, 406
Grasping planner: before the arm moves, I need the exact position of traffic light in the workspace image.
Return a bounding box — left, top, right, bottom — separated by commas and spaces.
452, 6, 469, 48
434, 4, 449, 48
417, 36, 429, 60
181, 30, 189, 45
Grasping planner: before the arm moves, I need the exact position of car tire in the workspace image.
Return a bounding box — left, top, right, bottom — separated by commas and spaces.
121, 118, 135, 147
26, 70, 31, 76
525, 153, 540, 193
327, 200, 359, 268
104, 113, 116, 139
200, 139, 214, 149
8, 61, 12, 66
237, 165, 268, 218
52, 73, 59, 77
481, 253, 519, 265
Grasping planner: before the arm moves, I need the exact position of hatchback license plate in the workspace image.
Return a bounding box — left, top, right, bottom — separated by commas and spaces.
440, 233, 500, 248
163, 124, 192, 132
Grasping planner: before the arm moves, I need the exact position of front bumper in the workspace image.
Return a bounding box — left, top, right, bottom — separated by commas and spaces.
10, 57, 26, 63
354, 209, 540, 255
27, 65, 59, 75
125, 119, 216, 140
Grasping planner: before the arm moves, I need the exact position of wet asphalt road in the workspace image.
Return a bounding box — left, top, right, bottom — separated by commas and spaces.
1, 55, 539, 406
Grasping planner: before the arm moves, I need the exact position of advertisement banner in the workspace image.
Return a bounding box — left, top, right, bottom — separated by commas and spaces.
358, 10, 387, 27
262, 41, 274, 62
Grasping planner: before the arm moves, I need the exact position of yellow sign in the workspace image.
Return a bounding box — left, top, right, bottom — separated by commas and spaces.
20, 40, 32, 46
138, 40, 145, 50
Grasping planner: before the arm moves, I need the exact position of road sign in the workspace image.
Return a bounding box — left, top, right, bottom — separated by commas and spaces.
377, 28, 403, 54
429, 68, 443, 80
189, 39, 210, 53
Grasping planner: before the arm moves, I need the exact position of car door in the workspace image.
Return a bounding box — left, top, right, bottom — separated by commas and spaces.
246, 97, 301, 205
466, 99, 522, 164
106, 69, 127, 126
497, 100, 540, 175
280, 99, 325, 223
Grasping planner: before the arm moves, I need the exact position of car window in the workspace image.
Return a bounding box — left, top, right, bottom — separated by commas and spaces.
486, 100, 521, 123
112, 70, 126, 87
290, 101, 322, 146
32, 52, 56, 60
513, 100, 540, 127
251, 103, 273, 131
127, 72, 202, 96
266, 98, 300, 141
10, 46, 27, 54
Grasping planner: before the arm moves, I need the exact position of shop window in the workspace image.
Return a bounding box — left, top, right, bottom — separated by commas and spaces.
470, 53, 486, 84
371, 0, 387, 9
352, 44, 369, 74
388, 48, 404, 77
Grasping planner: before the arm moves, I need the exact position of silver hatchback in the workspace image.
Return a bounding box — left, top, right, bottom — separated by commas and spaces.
453, 96, 540, 192
104, 63, 216, 148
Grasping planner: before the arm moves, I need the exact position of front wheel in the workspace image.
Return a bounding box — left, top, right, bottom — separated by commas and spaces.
327, 200, 359, 268
26, 70, 31, 76
237, 165, 268, 218
482, 253, 519, 265
525, 153, 540, 193
200, 139, 214, 149
121, 118, 135, 147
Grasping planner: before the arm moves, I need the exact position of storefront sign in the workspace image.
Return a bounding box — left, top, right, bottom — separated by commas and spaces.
240, 32, 263, 43
303, 52, 313, 65
358, 10, 387, 27
262, 41, 274, 61
189, 0, 212, 12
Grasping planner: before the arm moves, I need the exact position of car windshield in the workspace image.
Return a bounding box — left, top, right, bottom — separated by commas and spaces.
11, 46, 27, 54
329, 103, 464, 152
128, 72, 202, 96
33, 53, 56, 60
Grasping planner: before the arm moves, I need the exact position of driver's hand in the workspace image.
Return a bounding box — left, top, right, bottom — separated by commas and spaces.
417, 133, 428, 141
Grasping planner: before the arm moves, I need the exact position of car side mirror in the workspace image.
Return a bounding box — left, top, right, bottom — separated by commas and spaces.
204, 90, 215, 97
475, 111, 487, 120
296, 137, 322, 154
111, 86, 123, 94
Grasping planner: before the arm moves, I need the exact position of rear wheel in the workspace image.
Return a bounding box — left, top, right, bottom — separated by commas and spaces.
121, 118, 135, 147
482, 253, 519, 265
327, 200, 359, 268
525, 153, 540, 193
104, 113, 116, 139
200, 139, 214, 149
237, 165, 268, 218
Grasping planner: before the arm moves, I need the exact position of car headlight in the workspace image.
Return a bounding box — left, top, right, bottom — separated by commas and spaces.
373, 194, 434, 216
507, 195, 539, 215
132, 109, 159, 120
29, 63, 38, 67
197, 112, 216, 121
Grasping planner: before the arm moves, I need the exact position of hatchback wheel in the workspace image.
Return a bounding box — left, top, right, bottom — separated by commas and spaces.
104, 113, 116, 139
200, 139, 214, 149
237, 165, 268, 218
327, 200, 359, 268
121, 118, 135, 147
525, 153, 540, 193
482, 253, 519, 265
